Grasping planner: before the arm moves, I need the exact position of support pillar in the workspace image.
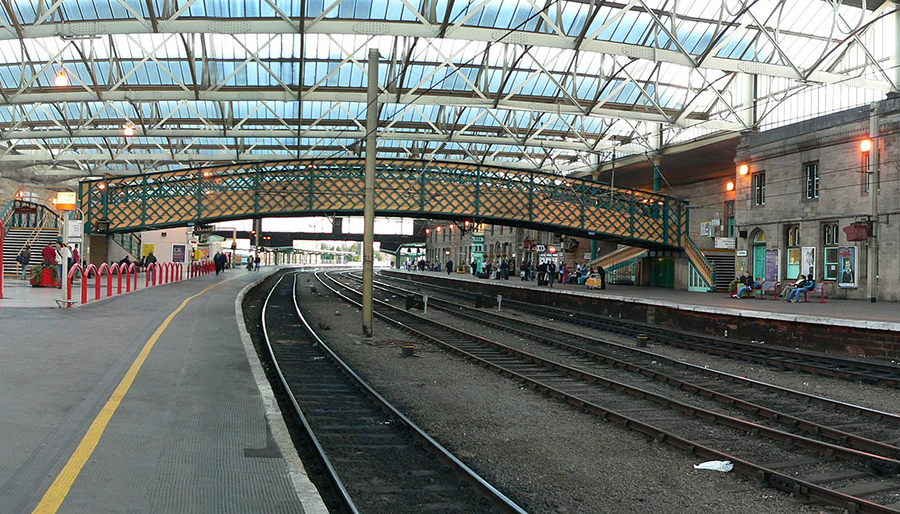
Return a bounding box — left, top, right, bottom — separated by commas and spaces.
867, 104, 880, 302
741, 73, 757, 128
652, 157, 661, 193
362, 48, 379, 336
893, 3, 900, 95
649, 124, 662, 193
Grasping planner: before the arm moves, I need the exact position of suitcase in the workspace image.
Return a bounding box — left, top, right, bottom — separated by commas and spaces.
538, 278, 548, 286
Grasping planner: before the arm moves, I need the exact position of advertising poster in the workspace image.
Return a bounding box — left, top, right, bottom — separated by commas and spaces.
838, 246, 857, 288
141, 243, 156, 258
801, 246, 816, 278
172, 244, 186, 263
764, 249, 780, 282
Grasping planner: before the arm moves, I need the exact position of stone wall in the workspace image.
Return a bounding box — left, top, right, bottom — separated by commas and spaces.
735, 97, 899, 301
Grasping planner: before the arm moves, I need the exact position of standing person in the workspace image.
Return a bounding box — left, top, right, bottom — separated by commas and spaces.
500, 259, 508, 280
470, 260, 477, 276
537, 261, 547, 285
213, 252, 221, 275
16, 245, 31, 280
55, 242, 71, 286
146, 251, 158, 282
560, 263, 568, 285
598, 264, 607, 289
520, 261, 528, 281
72, 243, 80, 268
255, 255, 261, 271
446, 259, 453, 275
547, 261, 556, 288
42, 242, 56, 265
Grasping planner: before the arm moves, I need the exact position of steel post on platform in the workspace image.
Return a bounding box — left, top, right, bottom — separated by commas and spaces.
61, 212, 69, 304
362, 48, 379, 336
867, 104, 880, 303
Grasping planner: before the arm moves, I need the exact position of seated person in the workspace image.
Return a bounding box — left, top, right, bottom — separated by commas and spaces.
732, 272, 758, 299
779, 275, 806, 301
787, 276, 815, 302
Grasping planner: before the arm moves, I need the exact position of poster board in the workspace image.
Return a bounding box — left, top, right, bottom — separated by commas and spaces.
764, 249, 780, 282
172, 244, 186, 263
801, 246, 816, 279
838, 246, 857, 288
141, 243, 156, 258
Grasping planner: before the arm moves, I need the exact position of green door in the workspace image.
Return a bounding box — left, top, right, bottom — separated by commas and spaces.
753, 245, 766, 281
649, 258, 675, 288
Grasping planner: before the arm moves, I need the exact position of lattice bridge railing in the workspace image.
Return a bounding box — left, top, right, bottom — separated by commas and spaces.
79, 159, 689, 250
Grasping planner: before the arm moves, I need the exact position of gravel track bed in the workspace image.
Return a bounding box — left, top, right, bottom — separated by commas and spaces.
305, 273, 830, 514
370, 277, 900, 445
355, 278, 892, 488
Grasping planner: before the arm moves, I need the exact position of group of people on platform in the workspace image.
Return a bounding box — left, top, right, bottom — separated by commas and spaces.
407, 257, 607, 290
731, 271, 816, 302
15, 242, 81, 283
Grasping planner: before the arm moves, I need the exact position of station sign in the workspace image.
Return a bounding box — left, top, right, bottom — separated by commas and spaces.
66, 219, 84, 243
56, 192, 77, 211
535, 244, 545, 252
714, 237, 736, 249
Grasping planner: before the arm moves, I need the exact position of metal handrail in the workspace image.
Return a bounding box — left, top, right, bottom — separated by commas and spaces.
682, 233, 715, 287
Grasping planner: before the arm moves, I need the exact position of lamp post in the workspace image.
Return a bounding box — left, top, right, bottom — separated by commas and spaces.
864, 102, 879, 302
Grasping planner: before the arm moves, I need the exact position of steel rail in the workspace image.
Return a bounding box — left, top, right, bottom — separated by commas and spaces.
260, 273, 360, 514
356, 273, 900, 459
321, 271, 900, 514
378, 271, 900, 386
265, 272, 530, 514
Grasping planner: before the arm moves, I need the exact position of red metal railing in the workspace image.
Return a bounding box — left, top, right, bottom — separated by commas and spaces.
61, 259, 212, 307
0, 220, 4, 299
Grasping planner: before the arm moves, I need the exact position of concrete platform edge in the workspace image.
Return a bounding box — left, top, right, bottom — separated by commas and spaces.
390, 271, 900, 333
234, 268, 329, 514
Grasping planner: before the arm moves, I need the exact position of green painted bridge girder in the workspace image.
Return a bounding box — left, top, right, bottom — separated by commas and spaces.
78, 158, 689, 251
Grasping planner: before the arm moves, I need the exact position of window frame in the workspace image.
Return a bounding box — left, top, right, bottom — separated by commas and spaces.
752, 172, 766, 206
804, 161, 819, 200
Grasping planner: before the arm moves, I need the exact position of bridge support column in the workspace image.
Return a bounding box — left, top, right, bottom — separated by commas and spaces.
362, 48, 379, 337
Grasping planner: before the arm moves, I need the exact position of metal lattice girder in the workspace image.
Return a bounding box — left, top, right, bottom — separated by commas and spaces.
79, 158, 687, 250
0, 0, 896, 182
1, 18, 892, 92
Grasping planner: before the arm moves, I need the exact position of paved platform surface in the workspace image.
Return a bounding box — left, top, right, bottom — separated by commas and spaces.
390, 270, 900, 331
0, 269, 186, 309
0, 268, 321, 514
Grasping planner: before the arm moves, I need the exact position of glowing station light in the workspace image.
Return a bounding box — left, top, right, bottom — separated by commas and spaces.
54, 71, 69, 87
738, 164, 749, 176
726, 181, 735, 192
123, 125, 135, 137
860, 139, 873, 153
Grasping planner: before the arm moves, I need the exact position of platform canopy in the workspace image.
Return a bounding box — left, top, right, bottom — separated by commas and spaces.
0, 0, 895, 183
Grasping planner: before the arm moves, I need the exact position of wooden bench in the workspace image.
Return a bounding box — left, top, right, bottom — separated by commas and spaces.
800, 282, 828, 303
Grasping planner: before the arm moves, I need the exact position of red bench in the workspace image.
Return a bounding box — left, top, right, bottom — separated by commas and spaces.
757, 280, 779, 300
800, 282, 828, 303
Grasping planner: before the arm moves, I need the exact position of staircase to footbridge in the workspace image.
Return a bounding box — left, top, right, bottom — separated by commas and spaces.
78, 159, 714, 288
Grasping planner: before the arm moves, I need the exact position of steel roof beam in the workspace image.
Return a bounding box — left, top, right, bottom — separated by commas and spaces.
2, 19, 890, 92
0, 88, 741, 129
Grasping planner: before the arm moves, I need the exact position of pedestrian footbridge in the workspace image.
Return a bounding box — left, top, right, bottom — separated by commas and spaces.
78, 158, 713, 287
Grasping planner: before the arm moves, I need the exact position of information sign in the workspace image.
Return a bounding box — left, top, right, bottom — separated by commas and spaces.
57, 192, 76, 211
714, 237, 735, 249
66, 219, 84, 243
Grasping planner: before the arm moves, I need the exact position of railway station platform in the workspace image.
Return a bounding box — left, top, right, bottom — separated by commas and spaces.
383, 270, 900, 360
0, 268, 326, 514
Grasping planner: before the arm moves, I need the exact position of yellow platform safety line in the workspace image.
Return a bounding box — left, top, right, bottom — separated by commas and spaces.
31, 276, 234, 514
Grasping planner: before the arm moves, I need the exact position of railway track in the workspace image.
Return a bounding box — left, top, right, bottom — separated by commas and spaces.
321, 271, 900, 514
259, 272, 529, 514
376, 271, 900, 387
351, 272, 900, 461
